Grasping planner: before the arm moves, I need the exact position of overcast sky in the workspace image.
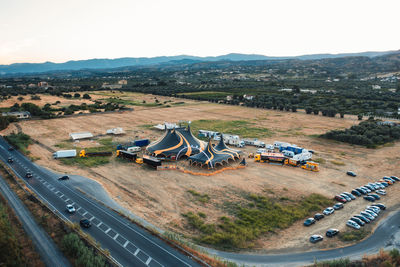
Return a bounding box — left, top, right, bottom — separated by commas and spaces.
0, 0, 399, 64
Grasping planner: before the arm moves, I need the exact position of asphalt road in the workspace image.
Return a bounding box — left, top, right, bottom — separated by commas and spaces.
0, 173, 71, 267
0, 137, 201, 267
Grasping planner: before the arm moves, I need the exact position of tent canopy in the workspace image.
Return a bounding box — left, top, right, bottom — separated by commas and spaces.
146, 125, 206, 159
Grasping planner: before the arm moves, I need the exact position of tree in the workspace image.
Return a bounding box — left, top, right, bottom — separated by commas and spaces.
17, 96, 24, 101
305, 107, 313, 114
291, 105, 297, 112
293, 85, 300, 93
74, 93, 81, 98
82, 93, 91, 99
31, 95, 41, 100
358, 114, 363, 120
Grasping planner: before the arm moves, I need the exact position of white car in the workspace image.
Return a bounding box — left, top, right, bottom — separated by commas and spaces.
366, 206, 380, 214
346, 220, 360, 230
364, 209, 378, 218
66, 204, 76, 213
375, 189, 386, 195
323, 207, 335, 215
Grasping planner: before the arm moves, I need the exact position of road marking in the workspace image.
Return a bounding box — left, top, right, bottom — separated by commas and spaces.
134, 248, 140, 256
59, 194, 64, 198
65, 198, 70, 202
105, 228, 111, 234
123, 240, 129, 248
97, 222, 102, 227
55, 190, 59, 194
113, 233, 119, 240
76, 207, 81, 211
82, 211, 88, 216
89, 216, 95, 221
145, 257, 152, 265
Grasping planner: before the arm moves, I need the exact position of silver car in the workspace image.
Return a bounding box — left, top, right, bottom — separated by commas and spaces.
346, 220, 360, 230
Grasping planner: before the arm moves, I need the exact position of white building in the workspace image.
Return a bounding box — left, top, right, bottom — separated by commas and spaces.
2, 111, 31, 119
69, 132, 94, 141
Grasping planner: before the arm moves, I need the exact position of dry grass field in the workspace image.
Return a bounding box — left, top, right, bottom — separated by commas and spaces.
1, 92, 399, 252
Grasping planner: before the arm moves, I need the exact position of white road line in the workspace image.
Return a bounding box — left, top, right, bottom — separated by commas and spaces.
113, 233, 119, 240
59, 194, 64, 198
145, 257, 152, 265
76, 207, 81, 211
89, 216, 95, 221
64, 198, 70, 202
105, 228, 111, 234
134, 248, 140, 256
55, 190, 59, 194
97, 222, 102, 227
82, 211, 88, 216
123, 240, 129, 248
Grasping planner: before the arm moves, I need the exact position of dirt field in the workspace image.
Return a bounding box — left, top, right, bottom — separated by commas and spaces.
2, 93, 400, 252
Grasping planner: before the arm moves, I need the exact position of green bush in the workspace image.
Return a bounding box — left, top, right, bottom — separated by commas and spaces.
339, 229, 370, 242
5, 132, 32, 154
62, 233, 106, 267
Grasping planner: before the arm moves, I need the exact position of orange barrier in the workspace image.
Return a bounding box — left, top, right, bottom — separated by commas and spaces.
157, 165, 246, 176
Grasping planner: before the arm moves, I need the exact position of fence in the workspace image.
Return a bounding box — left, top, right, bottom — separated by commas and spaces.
157, 164, 246, 176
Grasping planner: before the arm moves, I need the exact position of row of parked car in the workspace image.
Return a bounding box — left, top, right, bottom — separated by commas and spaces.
346, 203, 386, 229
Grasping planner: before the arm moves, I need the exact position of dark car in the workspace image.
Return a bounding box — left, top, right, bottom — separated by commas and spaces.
363, 196, 375, 202
372, 203, 386, 210
383, 177, 395, 184
360, 186, 371, 193
368, 194, 380, 200
304, 218, 316, 226
7, 157, 13, 163
326, 229, 339, 238
343, 192, 356, 200
351, 189, 361, 197
8, 147, 14, 151
379, 182, 389, 187
333, 203, 344, 210
356, 188, 367, 195
80, 219, 91, 228
25, 172, 33, 178
364, 185, 375, 191
390, 176, 400, 181
354, 214, 370, 223
347, 171, 357, 177
334, 195, 347, 203
314, 213, 325, 221
350, 217, 365, 226
340, 194, 351, 202
58, 175, 70, 180
310, 235, 323, 243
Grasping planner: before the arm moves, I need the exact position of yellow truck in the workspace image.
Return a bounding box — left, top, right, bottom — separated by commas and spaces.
301, 161, 320, 172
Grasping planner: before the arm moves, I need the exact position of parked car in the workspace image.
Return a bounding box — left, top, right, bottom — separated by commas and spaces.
379, 182, 389, 187
366, 206, 380, 214
346, 171, 357, 177
390, 176, 399, 181
350, 217, 365, 226
364, 209, 378, 218
372, 203, 386, 210
363, 196, 375, 202
8, 147, 14, 151
304, 218, 316, 226
314, 213, 325, 221
364, 184, 375, 191
360, 211, 375, 221
375, 190, 386, 195
380, 179, 393, 185
340, 194, 351, 202
373, 183, 385, 189
333, 203, 344, 210
66, 204, 76, 213
323, 207, 335, 215
7, 157, 13, 163
334, 195, 347, 203
354, 214, 370, 223
356, 188, 367, 195
360, 186, 371, 193
367, 183, 379, 190
368, 194, 380, 200
343, 192, 356, 200
383, 177, 395, 184
309, 235, 323, 243
25, 172, 33, 178
346, 220, 361, 230
351, 189, 362, 197
58, 175, 70, 180
326, 229, 339, 238
80, 219, 91, 228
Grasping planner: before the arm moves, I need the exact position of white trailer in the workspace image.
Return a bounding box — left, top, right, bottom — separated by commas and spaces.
243, 138, 265, 147
223, 134, 245, 147
127, 146, 141, 153
53, 149, 77, 159
293, 151, 313, 161
274, 141, 291, 149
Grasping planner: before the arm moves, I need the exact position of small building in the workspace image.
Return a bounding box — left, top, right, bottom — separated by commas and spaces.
118, 80, 128, 85
243, 94, 254, 100
38, 81, 49, 88
2, 111, 31, 119
153, 123, 179, 130
69, 132, 94, 141
101, 83, 123, 89
372, 85, 381, 90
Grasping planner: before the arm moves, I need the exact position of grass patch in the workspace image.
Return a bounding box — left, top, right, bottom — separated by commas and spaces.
311, 257, 351, 267
183, 193, 334, 249
330, 160, 345, 166
5, 132, 32, 154
313, 157, 326, 164
186, 119, 272, 138
339, 229, 370, 242
60, 157, 110, 168
102, 97, 162, 107
188, 189, 210, 204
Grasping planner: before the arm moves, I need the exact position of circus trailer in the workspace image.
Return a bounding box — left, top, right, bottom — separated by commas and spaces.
223, 134, 245, 148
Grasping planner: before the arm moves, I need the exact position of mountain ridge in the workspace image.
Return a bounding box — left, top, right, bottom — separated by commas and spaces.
0, 50, 398, 75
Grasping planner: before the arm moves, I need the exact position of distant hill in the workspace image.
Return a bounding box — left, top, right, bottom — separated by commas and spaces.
0, 50, 397, 75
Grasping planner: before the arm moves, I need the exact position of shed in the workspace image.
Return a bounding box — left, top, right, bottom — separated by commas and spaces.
69, 132, 93, 141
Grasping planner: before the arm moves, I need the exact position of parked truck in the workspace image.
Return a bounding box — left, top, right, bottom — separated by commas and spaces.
79, 150, 112, 157
243, 138, 265, 148
116, 139, 150, 150
53, 150, 77, 159
126, 146, 141, 153
143, 155, 162, 168
117, 150, 137, 161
